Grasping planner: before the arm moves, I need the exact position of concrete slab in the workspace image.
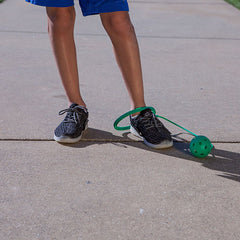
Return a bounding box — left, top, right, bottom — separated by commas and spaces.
0, 141, 240, 240
0, 31, 239, 141
0, 0, 239, 142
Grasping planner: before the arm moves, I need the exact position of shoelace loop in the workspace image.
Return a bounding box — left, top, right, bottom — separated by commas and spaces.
59, 108, 83, 125
139, 112, 163, 131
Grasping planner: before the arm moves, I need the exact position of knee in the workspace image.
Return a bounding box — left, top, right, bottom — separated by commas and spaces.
101, 13, 135, 37
47, 7, 75, 33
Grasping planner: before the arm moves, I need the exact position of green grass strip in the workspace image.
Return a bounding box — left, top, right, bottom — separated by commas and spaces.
0, 0, 5, 3
225, 0, 240, 9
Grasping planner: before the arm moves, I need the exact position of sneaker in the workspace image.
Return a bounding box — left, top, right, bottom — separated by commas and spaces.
130, 108, 173, 149
54, 103, 88, 143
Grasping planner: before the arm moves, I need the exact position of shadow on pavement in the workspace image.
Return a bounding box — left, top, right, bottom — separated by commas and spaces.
62, 128, 240, 183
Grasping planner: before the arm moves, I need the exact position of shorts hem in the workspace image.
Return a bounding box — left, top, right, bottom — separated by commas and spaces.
82, 3, 129, 16
25, 0, 74, 7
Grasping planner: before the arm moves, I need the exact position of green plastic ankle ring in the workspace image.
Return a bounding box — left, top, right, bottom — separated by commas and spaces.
113, 106, 156, 131
113, 106, 196, 136
114, 106, 214, 158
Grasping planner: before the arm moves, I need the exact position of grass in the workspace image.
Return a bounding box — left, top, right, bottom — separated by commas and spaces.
0, 0, 5, 3
225, 0, 240, 9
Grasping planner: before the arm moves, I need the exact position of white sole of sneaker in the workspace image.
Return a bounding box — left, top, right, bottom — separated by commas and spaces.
54, 123, 88, 144
130, 126, 173, 149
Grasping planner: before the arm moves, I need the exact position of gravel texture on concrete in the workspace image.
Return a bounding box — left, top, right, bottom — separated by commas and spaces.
1, 141, 240, 240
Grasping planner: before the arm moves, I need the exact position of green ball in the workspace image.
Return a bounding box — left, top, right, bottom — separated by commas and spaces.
189, 136, 213, 158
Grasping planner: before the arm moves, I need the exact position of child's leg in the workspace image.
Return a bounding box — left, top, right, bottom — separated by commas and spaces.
46, 6, 86, 107
100, 11, 146, 110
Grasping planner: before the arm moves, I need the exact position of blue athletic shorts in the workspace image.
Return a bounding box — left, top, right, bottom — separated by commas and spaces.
26, 0, 129, 16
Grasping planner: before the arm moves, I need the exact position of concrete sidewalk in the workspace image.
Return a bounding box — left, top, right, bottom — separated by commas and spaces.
1, 0, 240, 239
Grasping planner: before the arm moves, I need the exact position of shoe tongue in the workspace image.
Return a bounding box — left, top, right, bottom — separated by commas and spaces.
69, 103, 79, 108
69, 103, 87, 111
74, 105, 88, 113
140, 108, 153, 117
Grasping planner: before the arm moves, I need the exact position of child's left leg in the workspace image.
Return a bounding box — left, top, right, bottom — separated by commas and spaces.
101, 11, 173, 149
100, 11, 146, 110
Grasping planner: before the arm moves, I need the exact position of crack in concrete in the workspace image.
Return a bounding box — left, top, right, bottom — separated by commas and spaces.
1, 30, 240, 41
0, 139, 239, 143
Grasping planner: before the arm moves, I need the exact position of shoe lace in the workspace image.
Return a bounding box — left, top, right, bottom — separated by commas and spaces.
140, 112, 163, 131
59, 108, 83, 125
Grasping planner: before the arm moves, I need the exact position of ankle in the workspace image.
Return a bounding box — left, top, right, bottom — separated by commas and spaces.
130, 104, 146, 116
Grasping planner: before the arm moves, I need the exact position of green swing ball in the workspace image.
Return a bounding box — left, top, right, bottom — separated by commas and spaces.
189, 135, 213, 158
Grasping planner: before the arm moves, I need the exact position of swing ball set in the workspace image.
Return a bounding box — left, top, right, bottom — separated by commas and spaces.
114, 106, 213, 158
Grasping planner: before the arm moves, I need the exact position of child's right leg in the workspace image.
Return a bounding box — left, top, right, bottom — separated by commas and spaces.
46, 6, 88, 143
46, 6, 86, 108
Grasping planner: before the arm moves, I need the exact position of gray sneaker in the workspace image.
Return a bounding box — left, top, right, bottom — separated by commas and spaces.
54, 103, 88, 143
130, 108, 173, 149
